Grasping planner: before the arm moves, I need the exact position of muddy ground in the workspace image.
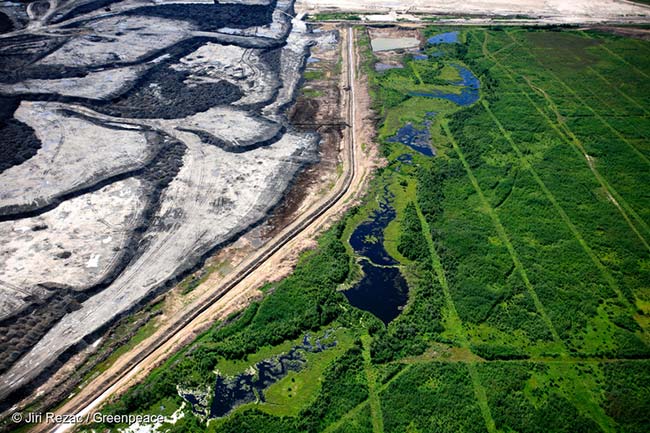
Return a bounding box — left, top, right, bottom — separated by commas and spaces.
0, 0, 328, 411
0, 23, 347, 421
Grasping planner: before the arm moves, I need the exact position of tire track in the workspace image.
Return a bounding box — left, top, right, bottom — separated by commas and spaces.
42, 24, 360, 433
481, 99, 638, 316
476, 31, 650, 252
442, 121, 566, 352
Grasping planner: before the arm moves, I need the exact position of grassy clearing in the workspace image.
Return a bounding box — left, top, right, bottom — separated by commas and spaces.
259, 329, 356, 417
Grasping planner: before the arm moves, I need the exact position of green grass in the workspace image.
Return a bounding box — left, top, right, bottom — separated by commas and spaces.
304, 70, 325, 81
204, 329, 359, 424
85, 26, 650, 433
215, 338, 296, 377
257, 329, 356, 417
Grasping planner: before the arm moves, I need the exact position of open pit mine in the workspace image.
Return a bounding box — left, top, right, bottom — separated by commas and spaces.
0, 0, 321, 407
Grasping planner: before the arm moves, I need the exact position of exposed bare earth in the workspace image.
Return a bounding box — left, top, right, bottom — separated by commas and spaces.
0, 0, 325, 410
29, 25, 381, 433
297, 0, 650, 24
5, 0, 646, 428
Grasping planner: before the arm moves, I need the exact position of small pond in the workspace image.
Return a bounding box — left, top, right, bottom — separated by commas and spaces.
348, 192, 397, 266
410, 65, 479, 106
428, 31, 459, 45
371, 37, 420, 52
345, 188, 409, 324
387, 113, 436, 157
181, 333, 337, 418
344, 259, 408, 324
397, 153, 413, 164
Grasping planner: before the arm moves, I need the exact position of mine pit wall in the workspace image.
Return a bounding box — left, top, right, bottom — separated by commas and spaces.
0, 132, 319, 416
0, 7, 326, 414
0, 0, 286, 323
0, 133, 186, 377
0, 121, 167, 220
266, 28, 344, 234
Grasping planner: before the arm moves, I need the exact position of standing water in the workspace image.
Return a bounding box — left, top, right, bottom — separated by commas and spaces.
371, 37, 420, 52
427, 31, 459, 45
344, 189, 408, 323
410, 65, 479, 106
387, 112, 437, 156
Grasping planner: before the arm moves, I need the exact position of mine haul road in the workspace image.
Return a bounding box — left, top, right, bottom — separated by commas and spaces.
33, 26, 363, 433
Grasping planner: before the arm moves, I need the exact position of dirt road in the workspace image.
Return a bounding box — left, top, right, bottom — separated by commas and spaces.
35, 25, 378, 433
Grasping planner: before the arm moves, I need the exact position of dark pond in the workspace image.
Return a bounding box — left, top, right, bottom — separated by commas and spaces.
182, 333, 337, 418
344, 259, 408, 324
397, 153, 413, 164
345, 189, 409, 324
387, 113, 436, 157
348, 192, 397, 266
0, 12, 13, 34
410, 65, 479, 106
428, 31, 459, 45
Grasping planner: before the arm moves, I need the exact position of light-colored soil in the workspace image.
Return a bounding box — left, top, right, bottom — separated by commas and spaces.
30, 25, 381, 433
0, 0, 318, 405
297, 0, 650, 24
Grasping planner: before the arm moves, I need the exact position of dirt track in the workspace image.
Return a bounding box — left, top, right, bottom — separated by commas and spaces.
33, 25, 379, 433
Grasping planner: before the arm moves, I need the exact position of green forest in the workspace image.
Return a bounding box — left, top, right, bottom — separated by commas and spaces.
85, 26, 650, 433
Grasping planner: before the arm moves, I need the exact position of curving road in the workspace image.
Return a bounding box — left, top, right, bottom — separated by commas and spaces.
35, 25, 361, 433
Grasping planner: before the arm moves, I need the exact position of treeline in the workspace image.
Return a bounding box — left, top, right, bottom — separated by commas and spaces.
102, 222, 352, 420
370, 269, 445, 363
207, 343, 369, 433
397, 202, 429, 262
296, 343, 368, 432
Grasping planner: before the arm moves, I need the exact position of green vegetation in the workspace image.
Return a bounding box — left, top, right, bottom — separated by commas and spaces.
301, 88, 325, 98
381, 362, 487, 433
87, 26, 650, 433
308, 13, 362, 22
477, 362, 608, 433
304, 70, 325, 81
396, 202, 429, 262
